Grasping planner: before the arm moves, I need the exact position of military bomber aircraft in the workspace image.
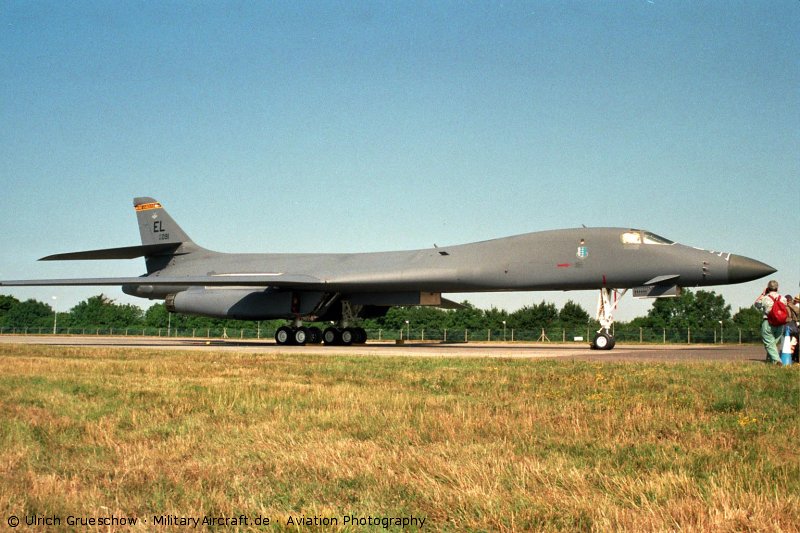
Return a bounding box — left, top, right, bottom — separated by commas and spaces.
0, 197, 776, 349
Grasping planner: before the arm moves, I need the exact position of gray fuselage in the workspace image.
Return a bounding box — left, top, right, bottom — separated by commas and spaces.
147, 227, 753, 295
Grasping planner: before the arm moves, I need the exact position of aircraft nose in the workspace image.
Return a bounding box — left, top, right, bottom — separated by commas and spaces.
728, 254, 776, 284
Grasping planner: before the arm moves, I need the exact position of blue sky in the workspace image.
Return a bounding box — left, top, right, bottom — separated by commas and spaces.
1, 1, 798, 321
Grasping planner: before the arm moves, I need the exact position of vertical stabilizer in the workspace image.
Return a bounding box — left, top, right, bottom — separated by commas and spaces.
133, 197, 201, 273
134, 197, 193, 246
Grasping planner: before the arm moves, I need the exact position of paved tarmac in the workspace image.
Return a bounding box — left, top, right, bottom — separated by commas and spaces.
0, 334, 769, 363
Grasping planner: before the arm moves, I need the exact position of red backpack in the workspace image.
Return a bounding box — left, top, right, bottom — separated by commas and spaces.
766, 295, 788, 327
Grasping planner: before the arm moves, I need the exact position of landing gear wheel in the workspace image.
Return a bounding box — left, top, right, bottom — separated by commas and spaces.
340, 327, 355, 346
352, 327, 367, 344
591, 332, 614, 350
292, 327, 308, 345
307, 327, 323, 344
275, 326, 293, 346
323, 327, 341, 345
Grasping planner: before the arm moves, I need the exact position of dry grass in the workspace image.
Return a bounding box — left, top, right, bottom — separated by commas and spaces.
0, 344, 798, 532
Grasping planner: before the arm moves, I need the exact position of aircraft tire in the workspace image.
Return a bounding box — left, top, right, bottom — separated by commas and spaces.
592, 332, 614, 350
323, 327, 341, 345
353, 327, 367, 344
340, 327, 355, 346
275, 326, 293, 346
307, 327, 323, 344
293, 327, 308, 345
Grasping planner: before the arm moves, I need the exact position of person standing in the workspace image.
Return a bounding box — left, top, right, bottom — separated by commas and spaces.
754, 280, 784, 364
787, 294, 800, 362
786, 294, 800, 333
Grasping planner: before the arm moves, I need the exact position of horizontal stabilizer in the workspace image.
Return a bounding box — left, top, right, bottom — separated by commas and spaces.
642, 274, 681, 286
40, 243, 181, 261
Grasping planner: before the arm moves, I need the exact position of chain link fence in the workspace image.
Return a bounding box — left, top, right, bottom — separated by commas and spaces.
0, 324, 762, 344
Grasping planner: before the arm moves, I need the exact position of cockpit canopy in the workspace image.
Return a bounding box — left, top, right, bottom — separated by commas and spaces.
621, 230, 674, 245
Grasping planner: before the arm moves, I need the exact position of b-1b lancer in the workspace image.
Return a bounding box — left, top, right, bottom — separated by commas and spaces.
1, 197, 775, 349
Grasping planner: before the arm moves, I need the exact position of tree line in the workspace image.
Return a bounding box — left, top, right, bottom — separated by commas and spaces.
0, 290, 762, 335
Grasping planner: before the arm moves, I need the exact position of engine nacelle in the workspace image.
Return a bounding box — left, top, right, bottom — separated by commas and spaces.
165, 288, 325, 320
123, 283, 186, 300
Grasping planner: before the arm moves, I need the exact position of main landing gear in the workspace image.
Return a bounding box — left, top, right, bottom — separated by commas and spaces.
274, 325, 368, 346
322, 326, 368, 346
591, 287, 627, 350
275, 325, 323, 346
274, 300, 369, 346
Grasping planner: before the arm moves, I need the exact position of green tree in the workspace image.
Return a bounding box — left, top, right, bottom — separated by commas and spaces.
559, 300, 591, 326
378, 306, 448, 331
0, 295, 20, 322
483, 306, 510, 330
444, 301, 485, 330
509, 301, 559, 331
68, 294, 144, 328
144, 302, 170, 327
1, 299, 53, 328
645, 290, 731, 331
732, 306, 761, 332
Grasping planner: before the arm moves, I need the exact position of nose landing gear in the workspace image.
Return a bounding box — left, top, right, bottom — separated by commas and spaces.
591, 287, 626, 350
591, 330, 616, 350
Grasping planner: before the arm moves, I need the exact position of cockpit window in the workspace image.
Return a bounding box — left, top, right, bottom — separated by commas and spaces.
621, 231, 642, 244
621, 230, 675, 245
642, 232, 674, 245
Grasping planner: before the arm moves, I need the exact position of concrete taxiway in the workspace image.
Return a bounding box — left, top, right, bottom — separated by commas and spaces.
0, 335, 767, 362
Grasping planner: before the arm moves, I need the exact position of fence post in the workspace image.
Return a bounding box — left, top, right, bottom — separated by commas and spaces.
422, 329, 425, 342
511, 329, 514, 342
687, 327, 691, 344
443, 328, 446, 342
663, 328, 666, 344
488, 329, 491, 341
639, 327, 643, 343
465, 329, 468, 342
738, 328, 742, 344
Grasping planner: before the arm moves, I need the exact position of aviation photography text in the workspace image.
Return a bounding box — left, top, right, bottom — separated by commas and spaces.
12, 512, 426, 529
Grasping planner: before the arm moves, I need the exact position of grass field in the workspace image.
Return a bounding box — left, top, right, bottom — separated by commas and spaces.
1, 344, 798, 532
